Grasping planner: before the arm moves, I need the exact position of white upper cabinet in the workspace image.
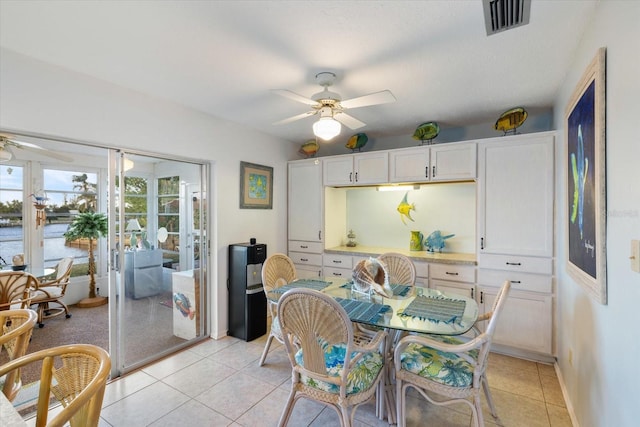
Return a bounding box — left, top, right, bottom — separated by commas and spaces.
288, 159, 323, 242
477, 133, 554, 257
323, 151, 389, 186
389, 142, 476, 183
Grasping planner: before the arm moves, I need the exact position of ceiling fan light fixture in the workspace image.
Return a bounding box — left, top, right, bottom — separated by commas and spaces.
0, 148, 13, 162
313, 117, 341, 141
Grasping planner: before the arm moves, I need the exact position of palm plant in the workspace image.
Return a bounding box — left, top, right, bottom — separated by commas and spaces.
64, 211, 108, 299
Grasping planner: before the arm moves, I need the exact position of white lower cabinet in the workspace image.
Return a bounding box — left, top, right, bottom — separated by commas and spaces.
429, 264, 476, 299
414, 260, 429, 287
289, 240, 323, 279
478, 285, 552, 356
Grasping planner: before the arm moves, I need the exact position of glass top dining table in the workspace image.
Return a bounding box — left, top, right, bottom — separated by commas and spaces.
266, 277, 479, 336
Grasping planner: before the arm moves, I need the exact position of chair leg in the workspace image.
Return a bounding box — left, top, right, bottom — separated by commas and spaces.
396, 378, 405, 427
258, 334, 274, 366
473, 393, 483, 427
482, 375, 498, 417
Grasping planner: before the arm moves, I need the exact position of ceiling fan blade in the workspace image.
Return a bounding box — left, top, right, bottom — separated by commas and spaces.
340, 90, 396, 109
272, 89, 319, 107
17, 143, 74, 162
272, 110, 317, 126
334, 112, 366, 130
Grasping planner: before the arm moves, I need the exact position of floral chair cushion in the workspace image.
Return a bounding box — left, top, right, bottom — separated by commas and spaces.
271, 315, 282, 337
295, 344, 383, 395
399, 335, 477, 388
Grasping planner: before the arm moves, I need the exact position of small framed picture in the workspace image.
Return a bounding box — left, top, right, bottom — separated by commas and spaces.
240, 161, 273, 209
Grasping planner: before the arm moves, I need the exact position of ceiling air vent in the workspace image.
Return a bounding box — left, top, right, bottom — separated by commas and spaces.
483, 0, 531, 36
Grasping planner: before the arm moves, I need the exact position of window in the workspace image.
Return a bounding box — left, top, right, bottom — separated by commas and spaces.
157, 176, 180, 263
42, 169, 98, 272
0, 164, 24, 266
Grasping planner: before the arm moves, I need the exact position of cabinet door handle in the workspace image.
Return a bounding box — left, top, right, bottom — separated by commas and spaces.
445, 272, 459, 276
506, 262, 522, 266
432, 165, 436, 177
480, 237, 484, 250
318, 230, 322, 241
425, 166, 429, 178
355, 172, 358, 182
480, 291, 484, 304
470, 288, 474, 299
510, 280, 521, 284
300, 245, 308, 249
332, 272, 342, 276
349, 172, 353, 182
300, 258, 308, 262
332, 260, 342, 264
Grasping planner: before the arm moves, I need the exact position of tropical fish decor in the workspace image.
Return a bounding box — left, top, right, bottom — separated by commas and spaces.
345, 133, 368, 152
424, 230, 455, 253
495, 107, 528, 135
397, 191, 416, 225
173, 292, 196, 320
570, 124, 588, 239
299, 139, 319, 157
412, 121, 440, 145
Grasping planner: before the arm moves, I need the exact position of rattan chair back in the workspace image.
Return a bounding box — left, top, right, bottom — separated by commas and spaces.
0, 343, 111, 427
0, 309, 37, 401
0, 271, 36, 311
377, 253, 416, 286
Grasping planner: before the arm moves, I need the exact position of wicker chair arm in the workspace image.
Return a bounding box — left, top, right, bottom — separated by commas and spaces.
352, 328, 386, 354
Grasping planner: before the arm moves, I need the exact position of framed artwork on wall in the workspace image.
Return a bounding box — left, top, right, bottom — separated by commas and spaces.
240, 161, 273, 209
565, 47, 607, 304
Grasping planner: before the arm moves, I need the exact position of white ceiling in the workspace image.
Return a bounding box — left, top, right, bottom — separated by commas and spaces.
0, 1, 598, 144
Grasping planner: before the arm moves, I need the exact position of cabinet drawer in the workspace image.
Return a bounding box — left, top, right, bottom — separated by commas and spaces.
289, 251, 323, 266
323, 253, 353, 269
430, 264, 475, 283
323, 266, 351, 278
289, 240, 323, 253
414, 261, 429, 278
479, 254, 552, 275
478, 269, 552, 293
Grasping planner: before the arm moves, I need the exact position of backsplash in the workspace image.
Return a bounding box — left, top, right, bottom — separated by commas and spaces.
345, 183, 476, 253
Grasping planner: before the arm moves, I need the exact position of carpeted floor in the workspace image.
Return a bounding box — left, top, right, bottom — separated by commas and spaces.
4, 291, 188, 387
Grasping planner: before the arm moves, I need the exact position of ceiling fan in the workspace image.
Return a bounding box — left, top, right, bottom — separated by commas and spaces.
272, 72, 396, 141
0, 134, 73, 163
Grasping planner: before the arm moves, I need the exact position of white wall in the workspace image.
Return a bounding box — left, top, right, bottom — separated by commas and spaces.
553, 3, 640, 427
0, 48, 298, 339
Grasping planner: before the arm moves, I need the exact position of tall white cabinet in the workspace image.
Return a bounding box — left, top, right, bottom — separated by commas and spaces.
288, 159, 323, 278
476, 132, 555, 359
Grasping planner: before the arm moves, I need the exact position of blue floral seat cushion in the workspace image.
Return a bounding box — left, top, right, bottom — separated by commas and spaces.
294, 344, 383, 395
399, 335, 477, 388
271, 315, 282, 337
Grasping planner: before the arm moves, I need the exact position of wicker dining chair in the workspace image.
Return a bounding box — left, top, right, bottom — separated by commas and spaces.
393, 280, 511, 427
0, 271, 36, 311
30, 257, 73, 328
0, 308, 38, 401
259, 253, 297, 366
377, 253, 416, 286
0, 343, 111, 427
277, 288, 387, 427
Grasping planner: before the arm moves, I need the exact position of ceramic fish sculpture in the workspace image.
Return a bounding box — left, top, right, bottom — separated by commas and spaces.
397, 192, 415, 225
570, 124, 588, 239
173, 292, 196, 320
495, 107, 528, 135
424, 230, 455, 253
412, 121, 439, 144
345, 133, 368, 152
299, 139, 319, 157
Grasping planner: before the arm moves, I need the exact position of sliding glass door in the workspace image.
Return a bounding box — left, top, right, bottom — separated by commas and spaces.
109, 150, 208, 375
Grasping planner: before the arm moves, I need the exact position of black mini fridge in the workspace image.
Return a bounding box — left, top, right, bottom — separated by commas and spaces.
228, 242, 267, 341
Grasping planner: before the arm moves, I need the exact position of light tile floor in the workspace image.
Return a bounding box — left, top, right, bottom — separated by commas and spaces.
88, 334, 571, 426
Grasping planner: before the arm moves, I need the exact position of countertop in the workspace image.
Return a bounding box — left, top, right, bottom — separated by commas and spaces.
324, 245, 476, 265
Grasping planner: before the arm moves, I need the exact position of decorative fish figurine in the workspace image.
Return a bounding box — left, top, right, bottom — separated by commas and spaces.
397, 191, 415, 225
424, 230, 455, 253
495, 107, 528, 135
299, 139, 319, 157
570, 124, 588, 239
345, 133, 368, 151
173, 292, 196, 320
412, 121, 439, 143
